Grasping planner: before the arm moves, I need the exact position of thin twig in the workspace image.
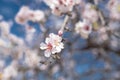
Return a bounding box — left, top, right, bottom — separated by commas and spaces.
98, 10, 106, 25
60, 15, 69, 32
94, 0, 106, 26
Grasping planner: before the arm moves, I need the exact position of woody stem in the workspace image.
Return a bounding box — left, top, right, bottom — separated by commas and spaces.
60, 15, 69, 32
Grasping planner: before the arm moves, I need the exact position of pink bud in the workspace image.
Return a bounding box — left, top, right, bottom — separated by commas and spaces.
58, 30, 63, 36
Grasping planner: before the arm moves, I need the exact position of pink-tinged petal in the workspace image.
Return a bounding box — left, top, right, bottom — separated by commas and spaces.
40, 42, 47, 50
49, 33, 57, 41
45, 37, 52, 44
57, 36, 62, 42
45, 38, 49, 44
49, 33, 54, 38
44, 50, 51, 57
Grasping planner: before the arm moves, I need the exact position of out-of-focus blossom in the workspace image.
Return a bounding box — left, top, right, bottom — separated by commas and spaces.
75, 19, 92, 39
2, 61, 18, 80
15, 6, 31, 24
29, 10, 45, 22
40, 33, 64, 57
89, 27, 109, 45
39, 64, 48, 70
8, 34, 24, 46
25, 50, 40, 68
0, 38, 11, 48
15, 6, 45, 24
44, 0, 81, 16
26, 25, 36, 34
98, 27, 109, 41
25, 25, 36, 44
112, 72, 120, 79
0, 21, 11, 36
108, 21, 120, 39
82, 3, 99, 23
0, 15, 3, 20
52, 64, 60, 74
107, 0, 120, 20
0, 60, 5, 71
0, 39, 7, 47
58, 76, 66, 80
110, 36, 120, 51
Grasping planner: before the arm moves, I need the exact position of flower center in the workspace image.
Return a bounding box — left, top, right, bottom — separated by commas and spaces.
54, 40, 59, 46
84, 25, 90, 31
19, 16, 25, 23
47, 43, 52, 50
59, 0, 63, 5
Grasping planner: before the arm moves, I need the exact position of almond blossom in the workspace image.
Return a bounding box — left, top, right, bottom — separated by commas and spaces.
25, 25, 36, 44
0, 21, 12, 36
2, 61, 18, 80
44, 0, 81, 15
0, 38, 11, 48
40, 33, 64, 57
15, 6, 45, 24
25, 50, 40, 68
75, 19, 92, 39
107, 0, 120, 20
15, 6, 31, 24
29, 10, 45, 22
82, 3, 99, 23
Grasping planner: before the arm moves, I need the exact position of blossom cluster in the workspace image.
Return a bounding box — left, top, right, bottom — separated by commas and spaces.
82, 3, 99, 23
107, 0, 120, 20
44, 0, 81, 15
0, 0, 120, 80
15, 6, 45, 24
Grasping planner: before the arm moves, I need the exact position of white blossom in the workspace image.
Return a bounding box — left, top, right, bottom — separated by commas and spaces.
29, 10, 45, 22
0, 21, 11, 36
44, 0, 80, 15
25, 50, 40, 68
25, 25, 36, 44
75, 19, 92, 39
82, 3, 99, 23
15, 6, 45, 24
40, 33, 64, 57
15, 6, 31, 24
0, 60, 5, 70
0, 38, 11, 48
2, 61, 18, 80
52, 64, 60, 74
9, 34, 24, 46
107, 0, 120, 20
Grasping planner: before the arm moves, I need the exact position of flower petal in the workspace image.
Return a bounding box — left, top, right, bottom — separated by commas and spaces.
51, 47, 57, 54
44, 50, 51, 57
54, 47, 61, 53
40, 42, 47, 50
45, 37, 52, 44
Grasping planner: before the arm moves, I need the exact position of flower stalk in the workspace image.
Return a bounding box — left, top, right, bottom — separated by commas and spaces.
58, 15, 70, 35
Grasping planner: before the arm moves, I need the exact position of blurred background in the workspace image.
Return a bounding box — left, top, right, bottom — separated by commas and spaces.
0, 0, 120, 80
